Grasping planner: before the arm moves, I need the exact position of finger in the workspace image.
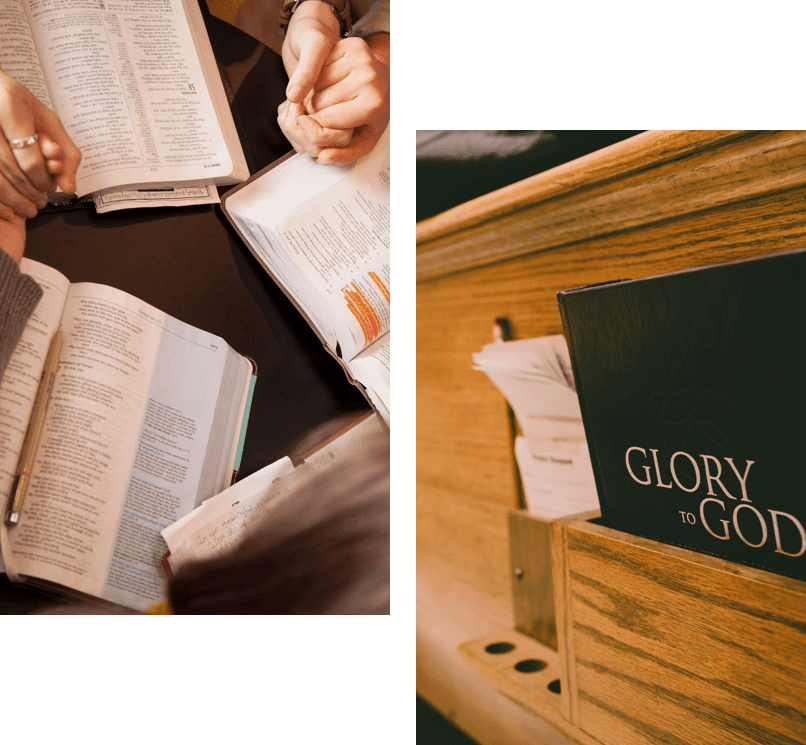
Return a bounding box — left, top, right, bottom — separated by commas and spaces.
308, 77, 353, 113
310, 41, 367, 93
54, 169, 78, 195
295, 111, 354, 149
52, 160, 77, 195
35, 108, 80, 194
0, 97, 53, 194
278, 100, 321, 157
286, 30, 334, 104
45, 157, 74, 196
308, 93, 384, 130
308, 38, 389, 120
0, 137, 48, 217
13, 139, 53, 192
0, 133, 50, 204
0, 84, 50, 192
308, 56, 352, 97
38, 134, 66, 181
0, 76, 52, 200
38, 133, 61, 158
302, 86, 316, 113
278, 98, 305, 122
0, 174, 40, 219
318, 127, 380, 165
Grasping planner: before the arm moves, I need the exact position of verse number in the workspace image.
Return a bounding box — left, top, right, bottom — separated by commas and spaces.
188, 83, 196, 91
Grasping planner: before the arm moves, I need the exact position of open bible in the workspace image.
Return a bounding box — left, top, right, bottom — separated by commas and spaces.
0, 259, 255, 611
221, 128, 390, 425
0, 0, 248, 212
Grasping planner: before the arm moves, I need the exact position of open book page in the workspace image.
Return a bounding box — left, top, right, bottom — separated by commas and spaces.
8, 283, 165, 599
233, 212, 351, 356
225, 128, 390, 362
26, 0, 242, 197
0, 0, 52, 106
163, 413, 386, 573
347, 335, 389, 425
7, 281, 247, 609
0, 260, 69, 575
101, 310, 249, 609
275, 131, 390, 361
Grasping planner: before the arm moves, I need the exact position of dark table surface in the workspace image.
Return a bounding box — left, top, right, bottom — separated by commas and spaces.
1, 10, 369, 612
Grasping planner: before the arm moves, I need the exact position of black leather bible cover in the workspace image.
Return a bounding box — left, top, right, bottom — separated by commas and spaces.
558, 249, 806, 581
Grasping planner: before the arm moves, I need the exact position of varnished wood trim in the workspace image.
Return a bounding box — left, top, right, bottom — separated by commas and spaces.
417, 131, 806, 281
562, 516, 806, 745
458, 629, 603, 745
567, 516, 806, 600
550, 517, 575, 724
509, 510, 557, 649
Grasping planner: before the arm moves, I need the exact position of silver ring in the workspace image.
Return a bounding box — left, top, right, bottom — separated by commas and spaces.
8, 133, 39, 150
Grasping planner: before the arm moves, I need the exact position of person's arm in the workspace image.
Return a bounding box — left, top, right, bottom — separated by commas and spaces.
364, 29, 389, 61
0, 216, 43, 379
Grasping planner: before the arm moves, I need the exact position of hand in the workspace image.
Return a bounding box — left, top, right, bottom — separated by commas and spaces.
282, 1, 342, 105
277, 99, 353, 160
301, 33, 390, 165
279, 1, 353, 161
0, 69, 81, 219
0, 213, 26, 264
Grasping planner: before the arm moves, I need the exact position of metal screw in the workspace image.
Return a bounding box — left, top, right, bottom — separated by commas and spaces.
514, 567, 524, 579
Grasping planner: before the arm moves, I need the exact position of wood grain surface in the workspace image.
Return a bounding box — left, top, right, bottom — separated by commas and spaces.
553, 516, 806, 745
417, 130, 806, 745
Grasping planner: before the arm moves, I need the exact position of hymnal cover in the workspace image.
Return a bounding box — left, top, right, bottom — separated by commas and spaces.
558, 249, 806, 581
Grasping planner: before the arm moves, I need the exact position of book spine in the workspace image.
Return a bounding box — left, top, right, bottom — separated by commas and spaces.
556, 291, 611, 526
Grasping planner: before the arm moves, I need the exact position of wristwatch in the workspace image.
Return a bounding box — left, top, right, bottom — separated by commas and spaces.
280, 0, 353, 38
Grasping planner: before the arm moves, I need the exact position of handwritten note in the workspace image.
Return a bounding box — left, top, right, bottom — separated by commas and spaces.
162, 413, 385, 572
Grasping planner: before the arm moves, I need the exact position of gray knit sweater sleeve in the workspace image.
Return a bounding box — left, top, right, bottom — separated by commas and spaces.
0, 249, 43, 380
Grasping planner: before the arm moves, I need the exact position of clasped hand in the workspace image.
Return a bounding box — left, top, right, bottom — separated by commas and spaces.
279, 2, 389, 164
0, 69, 81, 222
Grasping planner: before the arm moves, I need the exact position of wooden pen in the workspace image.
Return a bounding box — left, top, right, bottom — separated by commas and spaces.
5, 329, 62, 525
